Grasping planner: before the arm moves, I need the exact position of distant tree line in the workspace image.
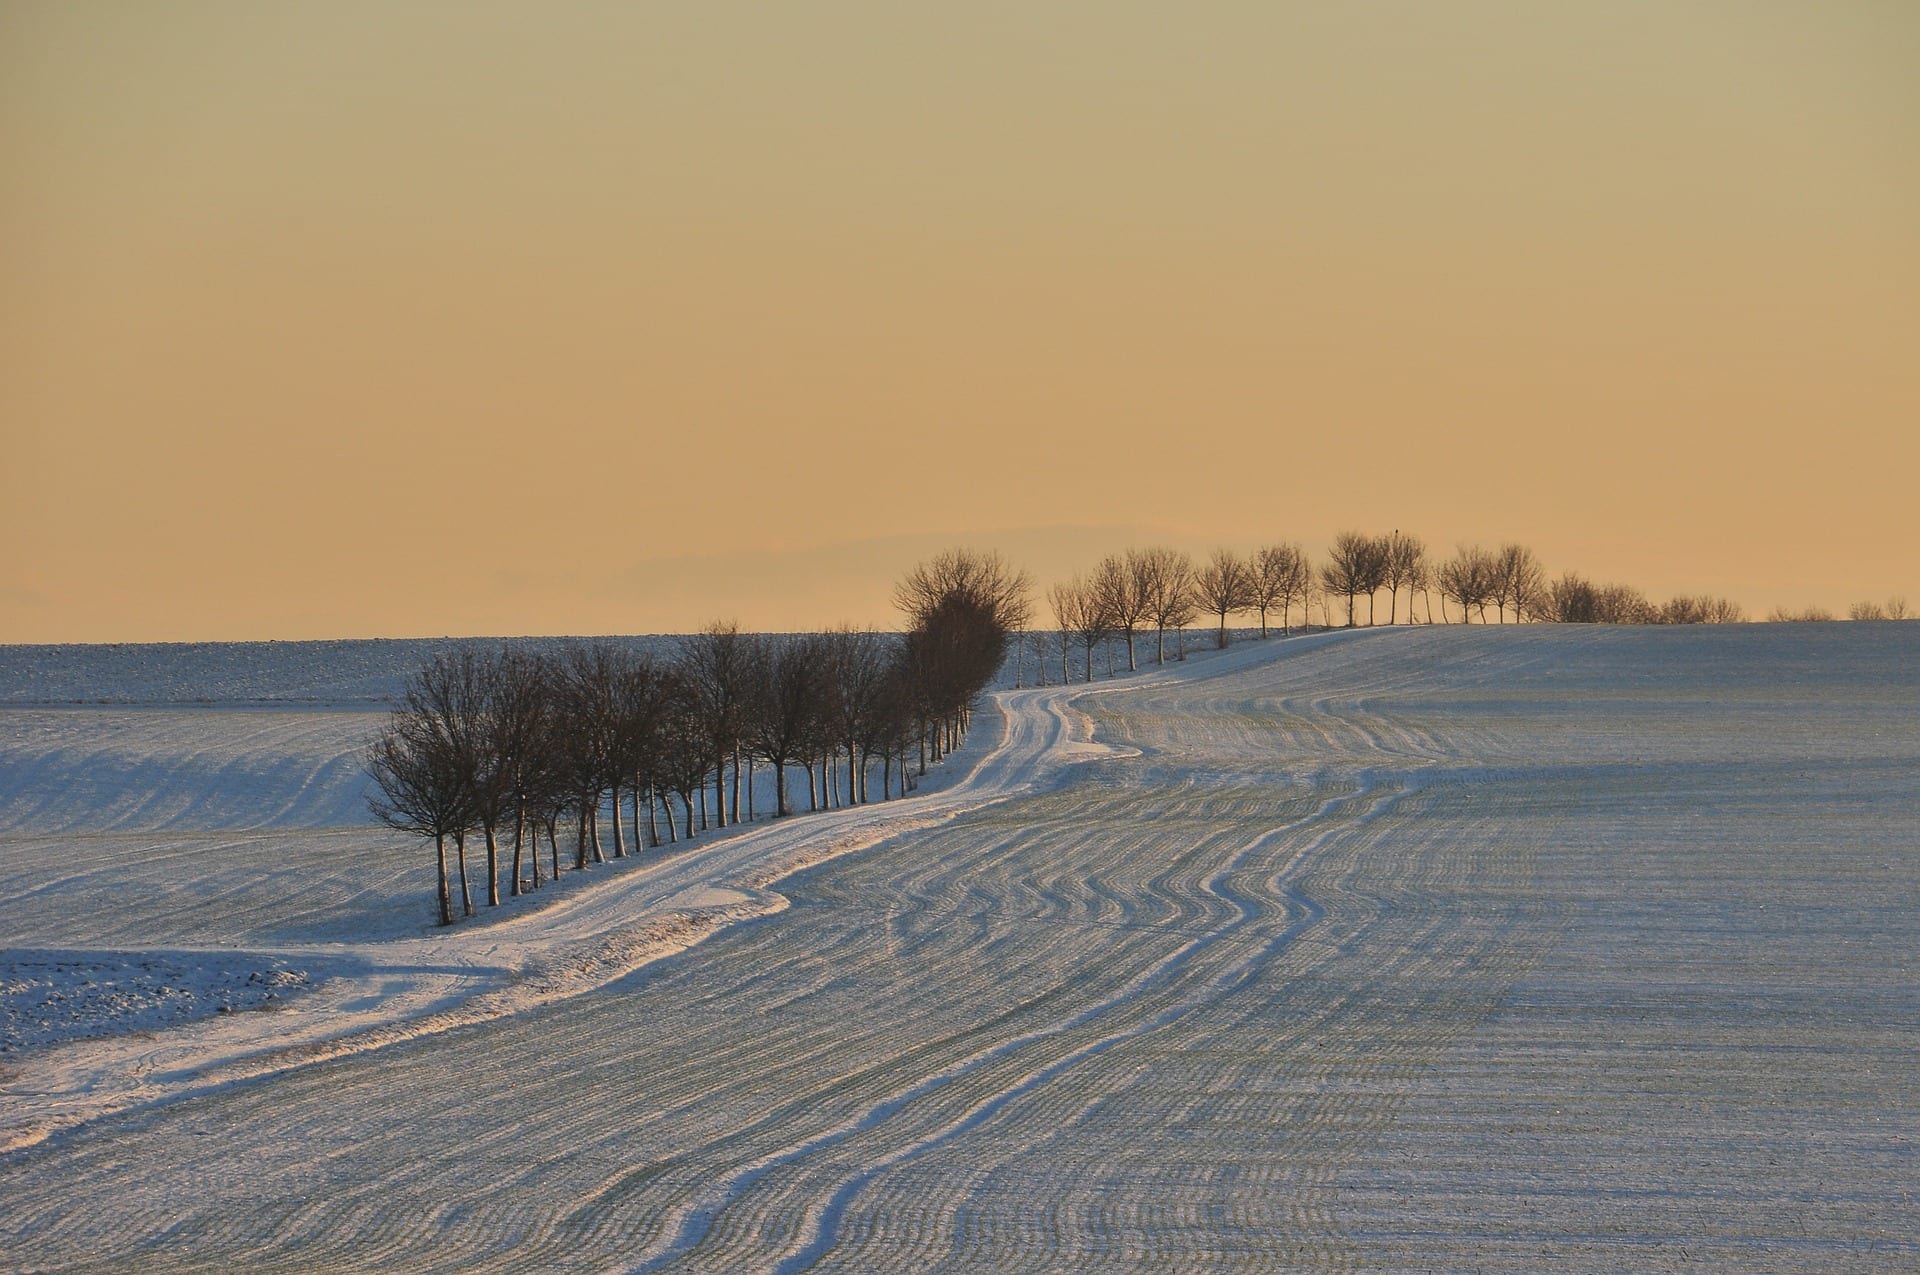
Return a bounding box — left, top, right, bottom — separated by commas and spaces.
369, 551, 1028, 926
1773, 597, 1911, 623
1024, 532, 1770, 684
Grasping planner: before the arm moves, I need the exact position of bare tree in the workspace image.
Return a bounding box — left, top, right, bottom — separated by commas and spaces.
367, 699, 474, 927
1361, 537, 1391, 624
818, 627, 890, 804
456, 648, 522, 907
1248, 545, 1303, 639
1491, 544, 1544, 623
1536, 574, 1671, 624
680, 622, 749, 829
1409, 553, 1437, 624
897, 553, 1019, 764
1271, 545, 1311, 635
1598, 583, 1658, 624
552, 644, 622, 869
1088, 552, 1152, 672
1540, 572, 1600, 623
1193, 549, 1253, 648
1047, 581, 1078, 684
1437, 546, 1497, 623
895, 548, 1033, 637
1849, 598, 1909, 621
1049, 574, 1110, 682
484, 648, 557, 897
1307, 577, 1328, 628
856, 632, 912, 801
1661, 595, 1746, 624
605, 647, 670, 852
737, 634, 809, 817
408, 650, 491, 911
1319, 532, 1382, 627
1132, 546, 1197, 663
1382, 532, 1426, 625
652, 670, 712, 839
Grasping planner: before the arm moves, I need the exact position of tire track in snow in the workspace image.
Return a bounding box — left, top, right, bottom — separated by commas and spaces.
613, 782, 1390, 1274
756, 783, 1416, 1275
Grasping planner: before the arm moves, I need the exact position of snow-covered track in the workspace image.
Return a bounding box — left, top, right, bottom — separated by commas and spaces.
0, 635, 1312, 1156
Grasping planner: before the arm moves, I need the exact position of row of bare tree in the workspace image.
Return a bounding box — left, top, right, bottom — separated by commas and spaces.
370, 551, 1029, 926
1039, 546, 1313, 683
1771, 597, 1913, 623
1028, 534, 1753, 682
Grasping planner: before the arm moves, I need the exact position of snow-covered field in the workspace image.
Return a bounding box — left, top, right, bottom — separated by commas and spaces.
1, 624, 1915, 1272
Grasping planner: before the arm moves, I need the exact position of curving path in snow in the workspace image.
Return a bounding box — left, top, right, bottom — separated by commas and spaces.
0, 633, 1336, 1157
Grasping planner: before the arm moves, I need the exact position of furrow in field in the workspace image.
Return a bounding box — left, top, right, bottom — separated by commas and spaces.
611, 782, 1388, 1274
4, 625, 1914, 1272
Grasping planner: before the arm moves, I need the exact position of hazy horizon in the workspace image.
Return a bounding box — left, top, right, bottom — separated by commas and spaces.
5, 3, 1916, 643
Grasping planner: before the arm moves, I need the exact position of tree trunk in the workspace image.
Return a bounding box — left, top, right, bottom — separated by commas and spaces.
1216, 610, 1229, 649
775, 760, 789, 817
806, 761, 818, 812
574, 806, 589, 871
435, 833, 453, 926
1156, 625, 1166, 665
484, 822, 500, 907
609, 785, 625, 858
455, 830, 474, 917
547, 815, 560, 880
731, 746, 741, 824
509, 806, 524, 896
713, 761, 726, 829
512, 809, 527, 895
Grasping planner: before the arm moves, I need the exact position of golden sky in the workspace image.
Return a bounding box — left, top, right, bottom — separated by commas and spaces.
4, 2, 1916, 641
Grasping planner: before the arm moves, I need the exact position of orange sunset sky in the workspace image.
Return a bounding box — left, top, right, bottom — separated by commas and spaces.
3, 2, 1916, 642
